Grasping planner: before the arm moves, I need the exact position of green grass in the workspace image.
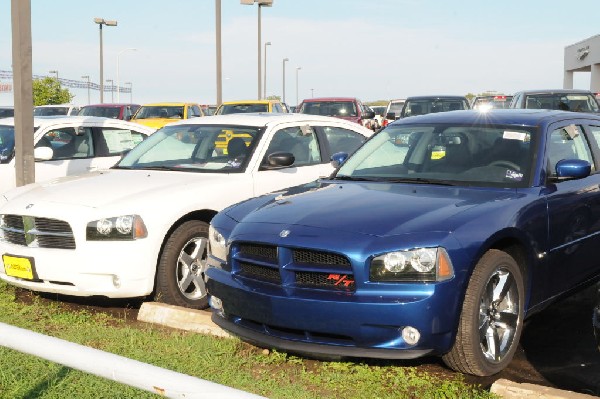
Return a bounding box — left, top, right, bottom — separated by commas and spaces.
0, 281, 496, 399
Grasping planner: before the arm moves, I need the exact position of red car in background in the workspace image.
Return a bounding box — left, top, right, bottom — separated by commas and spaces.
78, 103, 141, 121
297, 97, 375, 129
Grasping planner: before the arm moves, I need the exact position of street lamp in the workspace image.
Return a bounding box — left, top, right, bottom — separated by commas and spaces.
49, 70, 58, 82
263, 41, 271, 99
125, 82, 132, 103
240, 0, 273, 99
282, 57, 289, 104
295, 66, 302, 107
106, 79, 114, 103
311, 88, 314, 98
94, 17, 118, 103
81, 75, 91, 104
117, 48, 137, 103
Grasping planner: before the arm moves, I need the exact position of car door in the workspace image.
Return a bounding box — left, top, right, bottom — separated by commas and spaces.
545, 121, 600, 296
86, 125, 148, 172
252, 123, 332, 195
34, 125, 95, 182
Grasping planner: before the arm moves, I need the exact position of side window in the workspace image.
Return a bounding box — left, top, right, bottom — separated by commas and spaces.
273, 103, 282, 113
264, 126, 321, 167
36, 127, 93, 160
96, 128, 146, 156
323, 126, 367, 156
190, 105, 202, 117
547, 125, 594, 177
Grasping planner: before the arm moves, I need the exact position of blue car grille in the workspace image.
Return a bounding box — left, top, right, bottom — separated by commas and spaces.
233, 243, 355, 291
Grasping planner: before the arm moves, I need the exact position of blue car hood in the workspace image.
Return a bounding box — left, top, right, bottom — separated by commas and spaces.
226, 181, 522, 237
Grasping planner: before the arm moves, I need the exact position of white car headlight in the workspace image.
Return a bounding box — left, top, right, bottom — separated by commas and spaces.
86, 215, 147, 241
208, 224, 228, 261
370, 247, 454, 282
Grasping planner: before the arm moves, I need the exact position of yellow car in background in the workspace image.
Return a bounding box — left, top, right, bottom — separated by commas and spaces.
214, 100, 288, 152
131, 102, 205, 129
214, 100, 287, 115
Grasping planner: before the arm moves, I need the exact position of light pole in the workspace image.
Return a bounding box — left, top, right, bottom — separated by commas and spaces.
49, 70, 58, 82
125, 82, 132, 103
94, 17, 117, 103
106, 79, 114, 103
215, 0, 223, 107
117, 48, 137, 103
263, 41, 271, 99
240, 0, 273, 99
81, 75, 91, 104
282, 57, 289, 104
311, 88, 314, 98
295, 67, 301, 106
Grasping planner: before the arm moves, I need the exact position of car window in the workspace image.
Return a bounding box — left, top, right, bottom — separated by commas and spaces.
36, 127, 94, 160
273, 103, 282, 113
547, 125, 594, 177
97, 128, 146, 156
322, 126, 367, 156
0, 125, 15, 163
264, 126, 320, 167
301, 101, 357, 117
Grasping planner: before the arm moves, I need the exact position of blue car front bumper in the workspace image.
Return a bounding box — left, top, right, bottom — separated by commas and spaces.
207, 268, 462, 359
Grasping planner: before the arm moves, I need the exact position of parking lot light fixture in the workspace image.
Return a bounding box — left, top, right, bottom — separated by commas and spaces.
125, 82, 133, 103
94, 17, 118, 103
263, 41, 271, 99
240, 0, 273, 99
296, 66, 301, 107
106, 79, 114, 103
49, 70, 58, 82
282, 57, 289, 104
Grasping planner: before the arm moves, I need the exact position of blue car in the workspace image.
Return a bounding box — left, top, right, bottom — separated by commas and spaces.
206, 109, 600, 376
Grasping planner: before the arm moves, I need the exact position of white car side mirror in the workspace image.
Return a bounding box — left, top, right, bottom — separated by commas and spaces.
34, 146, 53, 161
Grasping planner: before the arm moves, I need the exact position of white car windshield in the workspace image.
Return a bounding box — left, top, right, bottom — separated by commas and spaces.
116, 124, 262, 173
335, 123, 537, 188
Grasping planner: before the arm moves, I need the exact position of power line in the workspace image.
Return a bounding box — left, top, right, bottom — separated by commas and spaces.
0, 70, 130, 93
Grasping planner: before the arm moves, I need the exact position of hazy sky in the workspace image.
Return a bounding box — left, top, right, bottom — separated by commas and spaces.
1, 0, 599, 106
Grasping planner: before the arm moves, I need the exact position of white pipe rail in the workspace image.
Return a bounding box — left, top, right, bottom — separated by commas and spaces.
0, 322, 266, 399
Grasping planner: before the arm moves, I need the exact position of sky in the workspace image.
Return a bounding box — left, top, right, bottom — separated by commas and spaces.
1, 0, 599, 107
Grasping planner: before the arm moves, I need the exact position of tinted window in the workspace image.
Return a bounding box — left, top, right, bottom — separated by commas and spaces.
79, 106, 121, 118
525, 94, 600, 112
300, 101, 357, 117
0, 125, 15, 163
323, 126, 367, 155
264, 126, 321, 167
402, 99, 468, 117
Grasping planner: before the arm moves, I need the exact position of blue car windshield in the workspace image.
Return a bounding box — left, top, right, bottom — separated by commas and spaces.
0, 125, 15, 163
335, 123, 536, 188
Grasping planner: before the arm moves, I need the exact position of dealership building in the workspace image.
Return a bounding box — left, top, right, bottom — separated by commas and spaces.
564, 34, 600, 92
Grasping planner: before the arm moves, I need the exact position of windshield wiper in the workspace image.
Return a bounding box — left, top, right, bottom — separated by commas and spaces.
384, 177, 457, 186
135, 165, 182, 171
333, 175, 378, 181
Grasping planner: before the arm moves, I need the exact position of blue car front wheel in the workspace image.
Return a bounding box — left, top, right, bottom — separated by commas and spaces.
443, 249, 524, 376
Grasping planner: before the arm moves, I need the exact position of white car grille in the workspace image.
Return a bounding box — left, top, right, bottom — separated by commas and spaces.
0, 214, 76, 249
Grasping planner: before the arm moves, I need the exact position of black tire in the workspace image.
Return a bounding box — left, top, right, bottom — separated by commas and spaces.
155, 221, 209, 309
442, 249, 524, 376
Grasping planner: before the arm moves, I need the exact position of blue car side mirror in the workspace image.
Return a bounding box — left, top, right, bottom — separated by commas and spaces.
555, 159, 591, 179
330, 152, 349, 168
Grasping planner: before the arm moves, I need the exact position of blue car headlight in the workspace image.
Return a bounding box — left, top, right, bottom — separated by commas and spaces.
208, 224, 229, 262
86, 215, 147, 241
370, 247, 454, 282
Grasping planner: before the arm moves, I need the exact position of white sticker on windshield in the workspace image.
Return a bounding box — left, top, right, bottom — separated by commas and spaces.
505, 170, 523, 181
503, 131, 527, 141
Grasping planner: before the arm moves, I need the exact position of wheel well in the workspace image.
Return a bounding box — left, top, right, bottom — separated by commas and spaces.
152, 209, 218, 291
489, 238, 530, 297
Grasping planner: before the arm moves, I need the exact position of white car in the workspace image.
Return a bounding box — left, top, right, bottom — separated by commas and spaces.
0, 113, 372, 309
0, 116, 156, 194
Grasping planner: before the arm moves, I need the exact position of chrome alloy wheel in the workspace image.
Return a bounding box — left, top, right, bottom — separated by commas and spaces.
478, 267, 520, 363
176, 236, 208, 301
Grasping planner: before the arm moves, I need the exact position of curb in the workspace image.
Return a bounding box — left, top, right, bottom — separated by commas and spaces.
137, 302, 230, 338
490, 378, 597, 399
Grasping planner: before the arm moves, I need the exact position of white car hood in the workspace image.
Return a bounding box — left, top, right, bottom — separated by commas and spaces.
2, 170, 228, 208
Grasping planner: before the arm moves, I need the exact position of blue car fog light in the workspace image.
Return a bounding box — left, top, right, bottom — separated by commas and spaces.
402, 326, 420, 345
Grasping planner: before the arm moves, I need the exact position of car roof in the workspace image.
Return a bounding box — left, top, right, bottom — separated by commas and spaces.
300, 97, 358, 102
389, 109, 600, 127
221, 100, 280, 105
516, 89, 595, 95
161, 112, 374, 130
405, 95, 467, 100
81, 103, 140, 108
34, 103, 78, 108
139, 102, 198, 106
